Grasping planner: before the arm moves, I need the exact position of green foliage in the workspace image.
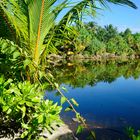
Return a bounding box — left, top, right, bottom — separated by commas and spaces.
0, 0, 138, 139
96, 24, 118, 43
85, 37, 106, 55
0, 38, 25, 81
126, 127, 140, 140
76, 125, 84, 134
106, 35, 134, 56
0, 76, 62, 139
73, 22, 140, 57
0, 0, 137, 68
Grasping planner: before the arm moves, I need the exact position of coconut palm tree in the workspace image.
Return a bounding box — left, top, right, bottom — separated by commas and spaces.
0, 0, 137, 80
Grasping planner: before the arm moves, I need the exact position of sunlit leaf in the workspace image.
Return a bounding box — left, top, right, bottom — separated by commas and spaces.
54, 83, 59, 88
13, 51, 20, 59
21, 123, 30, 129
65, 106, 73, 112
20, 106, 26, 118
60, 96, 67, 105
76, 125, 84, 134
39, 137, 45, 140
7, 108, 12, 114
71, 98, 79, 107
61, 86, 68, 92
21, 130, 28, 138
38, 115, 44, 123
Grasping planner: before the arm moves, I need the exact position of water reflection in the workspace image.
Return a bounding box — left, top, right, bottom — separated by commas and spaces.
48, 59, 140, 88
46, 59, 140, 140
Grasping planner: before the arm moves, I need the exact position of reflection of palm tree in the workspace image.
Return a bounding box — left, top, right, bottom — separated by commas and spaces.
50, 60, 140, 88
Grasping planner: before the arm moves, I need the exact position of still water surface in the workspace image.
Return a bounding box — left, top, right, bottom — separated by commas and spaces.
45, 60, 140, 139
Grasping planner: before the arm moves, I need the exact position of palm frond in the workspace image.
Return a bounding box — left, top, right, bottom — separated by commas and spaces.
0, 0, 28, 45
28, 0, 68, 64
106, 0, 137, 9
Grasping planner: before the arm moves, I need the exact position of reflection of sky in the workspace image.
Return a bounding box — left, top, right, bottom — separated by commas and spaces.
46, 76, 140, 128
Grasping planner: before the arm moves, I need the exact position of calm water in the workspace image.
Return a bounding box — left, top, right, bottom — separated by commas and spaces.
45, 60, 140, 139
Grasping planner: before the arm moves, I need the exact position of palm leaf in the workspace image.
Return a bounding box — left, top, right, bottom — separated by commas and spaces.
0, 0, 28, 45
29, 0, 68, 64
106, 0, 137, 8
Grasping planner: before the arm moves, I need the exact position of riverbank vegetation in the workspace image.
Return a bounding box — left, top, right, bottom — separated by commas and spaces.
52, 23, 140, 59
0, 0, 138, 139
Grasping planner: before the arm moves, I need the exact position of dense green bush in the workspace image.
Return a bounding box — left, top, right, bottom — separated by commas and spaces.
0, 38, 25, 80
106, 35, 134, 56
74, 23, 140, 57
84, 37, 106, 55
0, 76, 62, 139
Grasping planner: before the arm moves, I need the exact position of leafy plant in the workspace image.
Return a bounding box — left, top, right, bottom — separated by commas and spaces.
0, 76, 62, 139
0, 0, 138, 140
126, 127, 140, 140
0, 0, 137, 81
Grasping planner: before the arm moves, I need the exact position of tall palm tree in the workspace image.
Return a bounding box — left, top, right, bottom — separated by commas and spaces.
0, 0, 137, 80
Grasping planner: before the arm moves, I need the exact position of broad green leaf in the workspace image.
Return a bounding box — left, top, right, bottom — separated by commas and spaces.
3, 106, 9, 112
1, 42, 8, 50
4, 79, 13, 87
65, 106, 73, 112
13, 51, 20, 59
23, 59, 31, 68
21, 130, 28, 138
38, 115, 44, 123
76, 125, 84, 134
7, 108, 12, 114
26, 101, 33, 107
32, 98, 40, 103
60, 96, 66, 105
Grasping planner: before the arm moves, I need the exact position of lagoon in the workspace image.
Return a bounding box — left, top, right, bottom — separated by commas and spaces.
45, 60, 140, 140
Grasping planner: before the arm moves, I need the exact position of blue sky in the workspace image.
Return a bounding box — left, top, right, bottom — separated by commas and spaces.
89, 0, 140, 33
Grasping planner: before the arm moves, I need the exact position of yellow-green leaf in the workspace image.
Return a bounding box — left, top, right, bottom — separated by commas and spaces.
38, 115, 44, 123
21, 130, 28, 138
60, 96, 66, 105
71, 98, 79, 107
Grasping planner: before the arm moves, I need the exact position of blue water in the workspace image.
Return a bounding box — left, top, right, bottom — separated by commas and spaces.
46, 76, 140, 130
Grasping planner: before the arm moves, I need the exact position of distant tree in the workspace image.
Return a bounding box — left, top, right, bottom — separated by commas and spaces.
95, 24, 118, 42
104, 24, 118, 42
123, 28, 134, 47
85, 21, 97, 33
123, 28, 132, 36
96, 26, 107, 42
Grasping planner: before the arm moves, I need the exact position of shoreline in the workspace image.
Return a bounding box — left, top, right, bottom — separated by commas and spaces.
46, 53, 139, 66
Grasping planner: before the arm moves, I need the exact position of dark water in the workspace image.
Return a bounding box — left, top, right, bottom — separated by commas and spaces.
45, 60, 140, 140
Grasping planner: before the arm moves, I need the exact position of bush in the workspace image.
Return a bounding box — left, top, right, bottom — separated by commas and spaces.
0, 76, 62, 139
84, 37, 106, 55
106, 35, 134, 56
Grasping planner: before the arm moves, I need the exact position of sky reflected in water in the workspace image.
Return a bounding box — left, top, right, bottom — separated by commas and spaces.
45, 61, 140, 132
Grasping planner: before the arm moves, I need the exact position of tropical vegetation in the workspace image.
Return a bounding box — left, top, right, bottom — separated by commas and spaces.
0, 0, 138, 139
54, 23, 140, 58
